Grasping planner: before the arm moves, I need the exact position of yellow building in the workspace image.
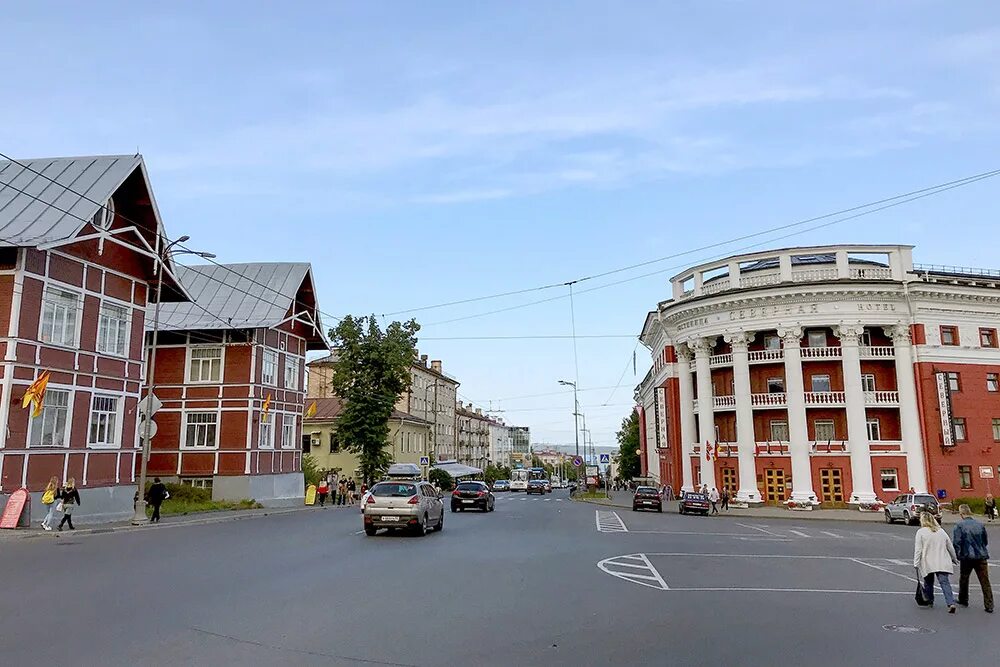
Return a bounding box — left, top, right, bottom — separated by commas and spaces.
303, 398, 433, 479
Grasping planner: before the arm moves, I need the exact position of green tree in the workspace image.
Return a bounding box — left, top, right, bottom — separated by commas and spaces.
429, 468, 454, 491
328, 315, 420, 485
616, 411, 641, 480
302, 453, 322, 487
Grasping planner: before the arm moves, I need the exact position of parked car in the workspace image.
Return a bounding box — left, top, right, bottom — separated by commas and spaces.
885, 493, 941, 525
492, 479, 511, 492
678, 491, 710, 515
632, 486, 663, 512
363, 480, 444, 536
451, 481, 495, 512
526, 479, 547, 495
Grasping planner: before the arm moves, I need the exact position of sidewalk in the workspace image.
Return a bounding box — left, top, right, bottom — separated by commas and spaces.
0, 502, 358, 541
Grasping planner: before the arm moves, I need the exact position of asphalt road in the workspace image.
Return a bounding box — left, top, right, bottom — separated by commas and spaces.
2, 490, 999, 666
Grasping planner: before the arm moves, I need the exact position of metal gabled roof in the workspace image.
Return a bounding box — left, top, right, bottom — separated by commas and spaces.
0, 155, 142, 245
155, 262, 328, 348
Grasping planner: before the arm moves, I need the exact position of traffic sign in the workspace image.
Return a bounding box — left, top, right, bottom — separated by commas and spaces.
572, 456, 583, 467
137, 393, 162, 418
139, 419, 158, 441
586, 466, 599, 476
419, 456, 430, 466
599, 453, 610, 464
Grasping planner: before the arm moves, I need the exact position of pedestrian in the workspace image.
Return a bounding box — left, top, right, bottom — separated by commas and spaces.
985, 494, 996, 522
709, 487, 720, 514
721, 487, 730, 511
40, 476, 59, 531
146, 477, 169, 523
701, 484, 709, 495
57, 478, 81, 531
337, 480, 346, 506
348, 479, 357, 504
952, 504, 994, 613
317, 479, 329, 506
914, 511, 959, 612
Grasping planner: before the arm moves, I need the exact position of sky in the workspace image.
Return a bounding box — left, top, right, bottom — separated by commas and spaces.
4, 2, 1000, 450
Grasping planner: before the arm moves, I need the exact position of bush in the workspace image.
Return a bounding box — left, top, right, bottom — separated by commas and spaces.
951, 496, 986, 515
302, 454, 322, 487
429, 468, 453, 491
144, 481, 211, 503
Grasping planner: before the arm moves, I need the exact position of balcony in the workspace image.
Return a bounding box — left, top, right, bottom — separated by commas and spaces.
803, 391, 846, 406
748, 349, 784, 364
792, 268, 838, 282
713, 395, 736, 410
859, 345, 894, 359
864, 390, 899, 406
754, 441, 789, 455
751, 393, 787, 407
739, 273, 781, 289
801, 346, 841, 359
869, 440, 903, 453
709, 353, 733, 368
851, 267, 893, 280
811, 441, 848, 454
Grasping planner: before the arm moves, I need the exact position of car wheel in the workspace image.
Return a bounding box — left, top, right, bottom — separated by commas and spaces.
657, 506, 662, 513
364, 526, 377, 536
885, 510, 893, 524
632, 506, 638, 512
413, 514, 427, 536
434, 511, 444, 532
903, 511, 912, 525
679, 506, 684, 515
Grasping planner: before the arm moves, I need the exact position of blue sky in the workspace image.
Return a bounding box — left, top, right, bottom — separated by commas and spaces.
4, 2, 1000, 448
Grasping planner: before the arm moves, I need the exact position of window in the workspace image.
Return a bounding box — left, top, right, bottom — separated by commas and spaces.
91, 197, 115, 230
811, 374, 831, 392
807, 331, 827, 347
301, 434, 312, 453
181, 477, 213, 490
189, 347, 223, 383
40, 287, 80, 347
764, 335, 781, 350
861, 374, 876, 392
258, 416, 273, 449
184, 412, 218, 448
859, 330, 872, 347
767, 377, 785, 393
281, 414, 296, 449
941, 326, 959, 346
284, 357, 300, 390
947, 372, 961, 392
981, 328, 998, 348
814, 419, 835, 442
993, 418, 1000, 442
330, 431, 340, 453
769, 420, 789, 441
866, 418, 881, 441
262, 349, 277, 386
959, 465, 973, 490
880, 468, 899, 491
97, 302, 130, 356
28, 389, 70, 447
988, 373, 999, 392
88, 394, 119, 447
954, 417, 967, 441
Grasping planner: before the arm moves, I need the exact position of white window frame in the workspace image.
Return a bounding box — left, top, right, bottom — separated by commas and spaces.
807, 331, 827, 348
988, 373, 999, 393
992, 418, 1000, 442
183, 411, 220, 449
261, 349, 278, 386
947, 372, 961, 392
866, 418, 881, 442
39, 286, 82, 348
879, 468, 899, 492
769, 420, 789, 442
767, 377, 785, 393
281, 413, 296, 449
814, 419, 835, 442
88, 393, 121, 449
954, 417, 967, 441
28, 388, 72, 448
859, 330, 872, 347
97, 299, 131, 357
181, 477, 213, 490
258, 414, 274, 449
764, 335, 781, 351
811, 374, 832, 393
860, 374, 876, 392
284, 357, 300, 390
187, 346, 224, 384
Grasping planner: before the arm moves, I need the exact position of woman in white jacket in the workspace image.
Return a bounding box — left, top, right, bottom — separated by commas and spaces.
913, 511, 959, 612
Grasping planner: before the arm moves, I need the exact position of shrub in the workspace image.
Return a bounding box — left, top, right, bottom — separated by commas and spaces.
429, 468, 453, 491
144, 481, 211, 503
302, 454, 322, 487
951, 496, 986, 515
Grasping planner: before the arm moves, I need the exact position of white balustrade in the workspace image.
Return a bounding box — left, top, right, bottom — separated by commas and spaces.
800, 346, 842, 359
748, 349, 784, 363
751, 393, 787, 407
713, 395, 736, 409
859, 345, 894, 359
803, 391, 846, 405
754, 441, 789, 455
739, 273, 781, 288
702, 280, 730, 295
851, 267, 892, 280
864, 390, 899, 406
869, 440, 903, 452
709, 353, 733, 367
792, 268, 838, 282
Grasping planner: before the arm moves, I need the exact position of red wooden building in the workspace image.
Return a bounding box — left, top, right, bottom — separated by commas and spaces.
0, 155, 189, 521
144, 262, 328, 506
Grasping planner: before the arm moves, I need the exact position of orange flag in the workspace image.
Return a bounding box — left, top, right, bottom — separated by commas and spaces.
262, 393, 272, 422
304, 400, 317, 419
22, 371, 51, 418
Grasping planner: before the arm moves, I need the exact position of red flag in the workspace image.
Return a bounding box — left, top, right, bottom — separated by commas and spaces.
705, 441, 711, 461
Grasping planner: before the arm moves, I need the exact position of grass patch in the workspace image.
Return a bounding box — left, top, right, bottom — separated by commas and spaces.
573, 490, 615, 503
152, 498, 263, 517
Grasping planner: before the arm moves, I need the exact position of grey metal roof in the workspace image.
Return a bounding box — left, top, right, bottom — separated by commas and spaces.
156, 262, 318, 332
0, 155, 142, 245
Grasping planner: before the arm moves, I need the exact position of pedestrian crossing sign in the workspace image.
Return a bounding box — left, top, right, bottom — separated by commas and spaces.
599, 453, 610, 464
419, 456, 430, 466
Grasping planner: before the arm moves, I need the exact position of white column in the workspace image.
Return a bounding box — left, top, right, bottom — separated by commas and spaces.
885, 324, 928, 494
676, 345, 696, 493
691, 337, 717, 490
725, 331, 761, 503
836, 324, 877, 503
778, 326, 817, 503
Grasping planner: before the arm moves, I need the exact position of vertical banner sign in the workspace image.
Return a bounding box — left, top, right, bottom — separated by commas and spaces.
935, 372, 956, 447
652, 392, 662, 452
656, 387, 668, 451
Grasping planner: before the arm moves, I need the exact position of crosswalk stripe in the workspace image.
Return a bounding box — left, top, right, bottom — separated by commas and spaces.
789, 530, 810, 538
820, 531, 843, 538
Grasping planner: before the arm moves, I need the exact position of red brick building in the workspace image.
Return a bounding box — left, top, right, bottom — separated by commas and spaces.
144, 262, 328, 506
637, 244, 1000, 506
0, 155, 189, 520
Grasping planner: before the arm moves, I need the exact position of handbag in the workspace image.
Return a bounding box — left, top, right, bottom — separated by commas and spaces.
915, 570, 930, 606
55, 500, 64, 512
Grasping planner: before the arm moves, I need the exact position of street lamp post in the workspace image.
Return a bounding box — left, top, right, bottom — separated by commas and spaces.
558, 380, 579, 459
132, 237, 215, 525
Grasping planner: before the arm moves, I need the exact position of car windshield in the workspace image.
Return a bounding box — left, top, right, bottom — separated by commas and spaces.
457, 483, 484, 491
637, 487, 657, 494
915, 495, 937, 504
371, 483, 416, 497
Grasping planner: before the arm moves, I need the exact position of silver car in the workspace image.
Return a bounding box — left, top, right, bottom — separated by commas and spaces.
884, 493, 941, 525
363, 480, 444, 536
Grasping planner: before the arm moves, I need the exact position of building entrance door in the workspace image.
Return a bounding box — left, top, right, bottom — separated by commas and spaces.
820, 468, 845, 507
764, 469, 786, 505
721, 467, 737, 496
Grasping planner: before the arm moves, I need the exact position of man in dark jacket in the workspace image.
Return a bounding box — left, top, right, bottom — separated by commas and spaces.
952, 504, 993, 612
147, 478, 169, 523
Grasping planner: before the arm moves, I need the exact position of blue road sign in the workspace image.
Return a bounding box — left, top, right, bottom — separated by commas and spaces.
599, 453, 610, 464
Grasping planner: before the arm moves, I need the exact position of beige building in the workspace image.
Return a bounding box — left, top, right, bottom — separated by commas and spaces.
456, 403, 498, 468
302, 397, 432, 480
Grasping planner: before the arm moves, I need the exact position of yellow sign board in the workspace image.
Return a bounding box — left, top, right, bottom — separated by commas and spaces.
305, 484, 317, 505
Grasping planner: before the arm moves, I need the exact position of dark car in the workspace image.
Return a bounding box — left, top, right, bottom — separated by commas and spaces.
632, 486, 662, 512
678, 491, 710, 515
885, 493, 941, 525
526, 479, 547, 495
451, 481, 495, 512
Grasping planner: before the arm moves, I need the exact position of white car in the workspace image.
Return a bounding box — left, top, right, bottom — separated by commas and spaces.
550, 479, 564, 489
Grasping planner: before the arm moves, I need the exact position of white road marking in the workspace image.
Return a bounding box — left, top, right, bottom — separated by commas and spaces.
851, 558, 919, 582
788, 530, 810, 538
668, 587, 912, 595
595, 510, 629, 533
735, 523, 781, 537
820, 531, 843, 539
354, 530, 364, 535
555, 499, 563, 502
597, 553, 669, 590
